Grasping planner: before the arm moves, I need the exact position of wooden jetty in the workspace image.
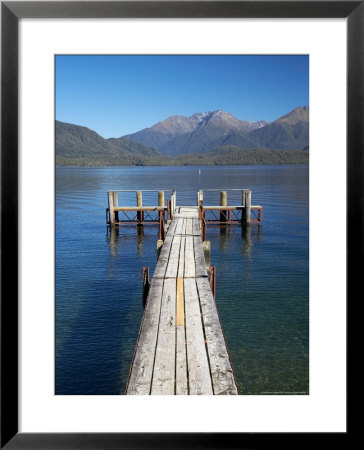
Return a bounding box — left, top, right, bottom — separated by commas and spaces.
106, 190, 176, 241
125, 207, 238, 395
106, 189, 262, 395
106, 189, 262, 231
198, 189, 262, 225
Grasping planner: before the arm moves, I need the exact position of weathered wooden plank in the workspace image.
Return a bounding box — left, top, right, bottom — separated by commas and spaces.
202, 205, 243, 210
182, 217, 187, 234
176, 325, 188, 395
176, 277, 187, 394
160, 235, 173, 249
176, 278, 184, 326
194, 236, 208, 278
176, 219, 186, 278
176, 278, 187, 393
165, 236, 181, 278
167, 217, 178, 236
175, 207, 199, 219
196, 278, 238, 395
185, 218, 193, 235
174, 218, 184, 235
126, 278, 164, 395
192, 217, 200, 236
201, 205, 261, 210
184, 278, 213, 395
153, 236, 173, 278
151, 279, 176, 395
177, 236, 185, 279
184, 236, 195, 278
113, 206, 165, 211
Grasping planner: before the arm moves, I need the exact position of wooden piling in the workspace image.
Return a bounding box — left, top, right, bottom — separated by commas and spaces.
156, 239, 163, 259
158, 192, 165, 240
136, 191, 143, 224
220, 191, 227, 222
112, 191, 119, 223
242, 190, 251, 225
108, 191, 115, 225
170, 191, 176, 218
198, 190, 204, 220
198, 190, 203, 207
158, 191, 165, 208
203, 241, 211, 269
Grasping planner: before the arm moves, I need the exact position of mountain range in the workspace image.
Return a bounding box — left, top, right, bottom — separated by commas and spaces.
56, 121, 163, 166
124, 106, 308, 155
56, 106, 309, 166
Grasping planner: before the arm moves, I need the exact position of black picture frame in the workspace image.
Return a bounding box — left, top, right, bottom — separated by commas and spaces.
1, 1, 357, 448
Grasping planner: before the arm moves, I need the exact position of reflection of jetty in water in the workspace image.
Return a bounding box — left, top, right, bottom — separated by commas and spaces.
107, 221, 263, 260
242, 224, 263, 258
219, 225, 230, 251
215, 223, 262, 257
107, 225, 120, 257
107, 225, 145, 257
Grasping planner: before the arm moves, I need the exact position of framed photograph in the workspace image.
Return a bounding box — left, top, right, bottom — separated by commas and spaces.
2, 1, 357, 447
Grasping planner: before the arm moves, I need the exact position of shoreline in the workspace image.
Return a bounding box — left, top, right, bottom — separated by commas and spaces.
55, 161, 309, 168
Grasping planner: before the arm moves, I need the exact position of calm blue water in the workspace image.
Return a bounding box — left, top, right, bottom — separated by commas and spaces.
56, 165, 309, 395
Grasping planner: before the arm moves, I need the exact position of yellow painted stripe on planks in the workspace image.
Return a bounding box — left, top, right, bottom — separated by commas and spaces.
176, 278, 184, 326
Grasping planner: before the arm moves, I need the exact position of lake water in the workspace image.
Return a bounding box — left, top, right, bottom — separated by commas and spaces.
56, 165, 309, 395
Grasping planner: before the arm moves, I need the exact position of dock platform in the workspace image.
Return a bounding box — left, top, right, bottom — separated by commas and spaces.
125, 206, 238, 395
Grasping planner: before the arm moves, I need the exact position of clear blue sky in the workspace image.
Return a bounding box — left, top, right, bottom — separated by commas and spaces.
56, 55, 309, 138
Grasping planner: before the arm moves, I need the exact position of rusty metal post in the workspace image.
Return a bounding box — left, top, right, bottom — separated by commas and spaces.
158, 210, 165, 241
142, 266, 150, 308
209, 266, 216, 301
199, 190, 204, 220
201, 214, 206, 242
167, 199, 171, 220
220, 191, 227, 222
162, 211, 165, 240
136, 191, 143, 224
